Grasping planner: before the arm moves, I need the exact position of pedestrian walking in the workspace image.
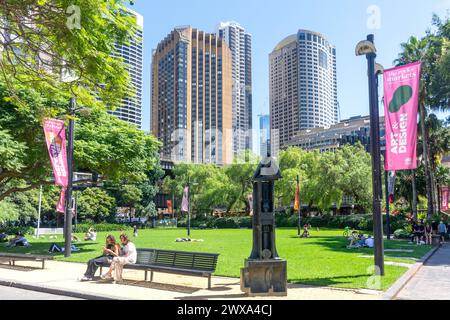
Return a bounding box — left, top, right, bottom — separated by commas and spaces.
438, 221, 447, 245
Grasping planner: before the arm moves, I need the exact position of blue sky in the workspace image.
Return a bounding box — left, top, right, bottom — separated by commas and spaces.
127, 0, 449, 152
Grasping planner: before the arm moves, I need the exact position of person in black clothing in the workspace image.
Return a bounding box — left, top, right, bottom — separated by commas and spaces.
447, 221, 450, 240
79, 235, 120, 281
431, 221, 438, 235
416, 221, 425, 244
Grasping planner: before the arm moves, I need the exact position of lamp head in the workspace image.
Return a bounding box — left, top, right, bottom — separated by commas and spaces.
355, 40, 377, 56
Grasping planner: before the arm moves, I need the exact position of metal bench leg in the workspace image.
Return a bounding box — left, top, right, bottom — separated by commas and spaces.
150, 271, 153, 282
12, 260, 15, 266
145, 270, 148, 281
42, 260, 45, 269
208, 275, 211, 290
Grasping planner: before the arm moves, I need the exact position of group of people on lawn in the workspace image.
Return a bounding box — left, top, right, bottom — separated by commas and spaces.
410, 220, 449, 245
80, 233, 137, 284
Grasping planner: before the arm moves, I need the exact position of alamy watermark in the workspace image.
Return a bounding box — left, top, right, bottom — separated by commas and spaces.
366, 265, 382, 290
66, 5, 81, 31
367, 5, 381, 30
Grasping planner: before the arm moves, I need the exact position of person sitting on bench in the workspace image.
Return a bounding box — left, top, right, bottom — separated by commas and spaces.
80, 235, 120, 282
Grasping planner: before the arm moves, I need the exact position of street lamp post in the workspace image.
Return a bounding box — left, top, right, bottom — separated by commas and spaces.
356, 34, 385, 276
63, 97, 76, 257
296, 175, 301, 237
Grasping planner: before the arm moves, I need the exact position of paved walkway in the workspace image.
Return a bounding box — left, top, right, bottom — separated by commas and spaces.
395, 244, 450, 300
0, 260, 381, 300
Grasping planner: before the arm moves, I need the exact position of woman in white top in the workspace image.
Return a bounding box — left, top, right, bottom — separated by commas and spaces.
109, 234, 137, 283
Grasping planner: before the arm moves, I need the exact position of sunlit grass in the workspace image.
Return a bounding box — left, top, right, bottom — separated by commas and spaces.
0, 228, 432, 291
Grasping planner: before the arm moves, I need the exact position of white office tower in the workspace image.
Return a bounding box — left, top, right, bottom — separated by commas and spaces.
218, 21, 253, 156
270, 29, 338, 150
110, 9, 144, 129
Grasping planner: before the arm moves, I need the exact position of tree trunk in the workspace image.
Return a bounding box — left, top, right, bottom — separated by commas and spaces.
412, 171, 418, 221
419, 104, 434, 217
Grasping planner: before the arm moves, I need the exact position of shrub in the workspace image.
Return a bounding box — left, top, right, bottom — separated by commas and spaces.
394, 229, 411, 239
0, 226, 34, 236
74, 223, 133, 233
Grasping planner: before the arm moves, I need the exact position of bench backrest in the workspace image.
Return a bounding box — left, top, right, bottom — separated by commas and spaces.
136, 249, 219, 272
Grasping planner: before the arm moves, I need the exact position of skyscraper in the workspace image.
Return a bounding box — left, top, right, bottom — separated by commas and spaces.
258, 114, 270, 157
269, 29, 338, 151
110, 9, 144, 129
218, 21, 252, 156
151, 26, 233, 165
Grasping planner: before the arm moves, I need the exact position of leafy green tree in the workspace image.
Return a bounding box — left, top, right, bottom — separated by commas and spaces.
117, 184, 143, 221
224, 150, 259, 214
0, 0, 137, 109
0, 94, 161, 200
0, 200, 19, 223
77, 188, 116, 223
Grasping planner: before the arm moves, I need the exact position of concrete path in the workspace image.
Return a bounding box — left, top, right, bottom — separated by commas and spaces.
395, 244, 450, 300
0, 260, 381, 300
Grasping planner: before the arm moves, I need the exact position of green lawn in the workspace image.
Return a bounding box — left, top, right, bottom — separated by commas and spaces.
0, 228, 432, 291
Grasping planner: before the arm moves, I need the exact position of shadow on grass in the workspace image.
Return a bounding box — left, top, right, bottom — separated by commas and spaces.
0, 242, 97, 259
289, 273, 370, 288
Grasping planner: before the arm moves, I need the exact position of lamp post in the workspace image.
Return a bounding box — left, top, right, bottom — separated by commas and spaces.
296, 175, 301, 237
355, 34, 385, 276
63, 97, 76, 257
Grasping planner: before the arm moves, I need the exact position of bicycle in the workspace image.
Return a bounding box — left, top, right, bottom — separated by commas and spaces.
343, 227, 361, 238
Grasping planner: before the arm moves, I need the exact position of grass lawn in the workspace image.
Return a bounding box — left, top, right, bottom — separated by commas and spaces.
0, 228, 432, 291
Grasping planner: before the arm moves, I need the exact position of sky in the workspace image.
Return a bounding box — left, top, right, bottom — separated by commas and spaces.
126, 0, 450, 153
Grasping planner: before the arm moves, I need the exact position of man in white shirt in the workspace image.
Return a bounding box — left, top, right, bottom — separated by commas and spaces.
110, 234, 137, 283
365, 236, 375, 248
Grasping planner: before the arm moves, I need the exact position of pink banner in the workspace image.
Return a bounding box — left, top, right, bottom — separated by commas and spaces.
43, 119, 68, 213
441, 187, 449, 211
56, 187, 66, 213
383, 62, 421, 171
43, 119, 68, 187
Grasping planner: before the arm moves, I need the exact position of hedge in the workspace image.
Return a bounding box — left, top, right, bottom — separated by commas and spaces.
177, 212, 411, 232
73, 224, 133, 233
0, 226, 35, 236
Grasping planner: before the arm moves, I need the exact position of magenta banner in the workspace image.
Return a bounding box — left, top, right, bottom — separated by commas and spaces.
56, 187, 66, 213
43, 119, 68, 213
383, 62, 421, 171
43, 119, 68, 187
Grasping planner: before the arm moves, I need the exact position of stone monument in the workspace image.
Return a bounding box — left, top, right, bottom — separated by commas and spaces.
240, 152, 287, 296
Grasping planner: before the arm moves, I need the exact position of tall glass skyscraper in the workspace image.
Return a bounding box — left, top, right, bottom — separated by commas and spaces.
151, 26, 233, 165
269, 29, 338, 152
110, 9, 144, 129
218, 21, 252, 156
258, 114, 270, 157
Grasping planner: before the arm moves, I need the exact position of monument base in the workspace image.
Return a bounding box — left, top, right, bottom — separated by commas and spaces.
240, 259, 287, 297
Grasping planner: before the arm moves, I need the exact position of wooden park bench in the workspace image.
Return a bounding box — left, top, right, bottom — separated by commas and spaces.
100, 248, 219, 289
0, 252, 54, 269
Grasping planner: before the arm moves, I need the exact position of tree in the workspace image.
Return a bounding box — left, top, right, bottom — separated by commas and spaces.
0, 200, 19, 223
0, 0, 137, 110
0, 93, 161, 201
224, 150, 259, 214
77, 188, 116, 223
395, 15, 450, 215
117, 184, 143, 221
396, 35, 435, 216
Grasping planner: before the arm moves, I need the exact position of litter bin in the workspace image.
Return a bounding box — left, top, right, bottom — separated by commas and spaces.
432, 235, 441, 247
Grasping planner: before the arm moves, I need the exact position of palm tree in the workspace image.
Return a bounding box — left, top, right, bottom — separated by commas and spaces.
395, 36, 435, 217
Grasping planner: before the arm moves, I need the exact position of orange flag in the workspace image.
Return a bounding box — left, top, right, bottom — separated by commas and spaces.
294, 185, 300, 211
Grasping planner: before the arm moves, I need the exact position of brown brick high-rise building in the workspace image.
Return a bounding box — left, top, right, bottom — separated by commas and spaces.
151, 26, 233, 165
